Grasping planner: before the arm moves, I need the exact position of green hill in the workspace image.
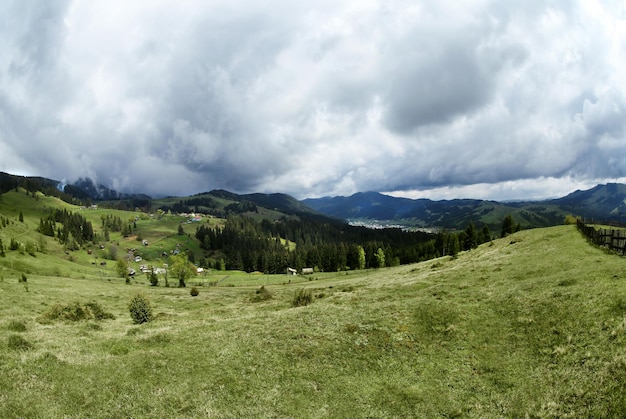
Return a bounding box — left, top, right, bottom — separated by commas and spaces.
1, 224, 626, 417
0, 188, 204, 280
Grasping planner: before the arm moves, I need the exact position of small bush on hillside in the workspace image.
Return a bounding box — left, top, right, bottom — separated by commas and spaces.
128, 294, 153, 324
85, 302, 116, 320
190, 287, 200, 297
251, 285, 273, 302
563, 214, 581, 225
146, 267, 159, 286
40, 301, 115, 322
292, 288, 313, 307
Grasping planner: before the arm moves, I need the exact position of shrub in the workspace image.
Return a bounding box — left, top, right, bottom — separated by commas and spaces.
251, 285, 273, 302
128, 294, 153, 324
40, 301, 115, 322
148, 270, 159, 286
85, 302, 116, 320
292, 288, 313, 307
190, 286, 199, 297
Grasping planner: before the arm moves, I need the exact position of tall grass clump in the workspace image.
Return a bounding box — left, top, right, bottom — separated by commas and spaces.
6, 320, 27, 332
128, 293, 153, 324
7, 334, 33, 351
251, 285, 273, 302
292, 288, 313, 307
39, 301, 115, 322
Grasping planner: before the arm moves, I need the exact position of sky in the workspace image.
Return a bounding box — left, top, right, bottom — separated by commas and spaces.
1, 0, 626, 201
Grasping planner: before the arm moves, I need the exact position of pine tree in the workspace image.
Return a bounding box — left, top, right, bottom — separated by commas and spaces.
464, 221, 478, 250
481, 225, 492, 243
501, 215, 516, 237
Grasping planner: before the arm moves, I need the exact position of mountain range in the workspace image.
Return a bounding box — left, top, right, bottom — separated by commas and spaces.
303, 184, 626, 230
2, 171, 626, 230
302, 183, 626, 229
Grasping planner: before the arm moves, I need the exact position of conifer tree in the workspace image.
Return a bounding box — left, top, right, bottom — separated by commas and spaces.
501, 215, 516, 237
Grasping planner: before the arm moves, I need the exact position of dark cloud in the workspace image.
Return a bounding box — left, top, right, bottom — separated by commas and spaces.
0, 1, 625, 200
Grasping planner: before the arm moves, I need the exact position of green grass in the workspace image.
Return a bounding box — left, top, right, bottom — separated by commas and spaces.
1, 225, 626, 417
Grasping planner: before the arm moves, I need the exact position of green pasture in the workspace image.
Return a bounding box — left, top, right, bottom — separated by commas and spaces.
2, 225, 626, 417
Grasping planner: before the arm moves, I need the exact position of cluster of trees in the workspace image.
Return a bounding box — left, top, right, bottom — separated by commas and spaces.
195, 215, 438, 273
101, 214, 124, 232
501, 214, 521, 237
192, 214, 522, 273
158, 197, 218, 215
224, 201, 258, 214
159, 197, 258, 217
38, 209, 94, 250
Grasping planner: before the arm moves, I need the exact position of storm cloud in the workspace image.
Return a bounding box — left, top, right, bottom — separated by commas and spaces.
1, 0, 625, 200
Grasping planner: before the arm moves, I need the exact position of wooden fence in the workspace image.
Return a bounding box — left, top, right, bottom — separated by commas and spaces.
577, 219, 626, 255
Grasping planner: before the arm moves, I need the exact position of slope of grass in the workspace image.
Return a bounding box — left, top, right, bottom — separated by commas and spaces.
1, 225, 626, 417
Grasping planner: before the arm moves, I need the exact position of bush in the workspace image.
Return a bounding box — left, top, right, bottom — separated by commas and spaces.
292, 288, 313, 307
85, 302, 116, 320
148, 271, 159, 286
40, 301, 115, 322
251, 285, 273, 302
128, 294, 153, 324
190, 287, 199, 297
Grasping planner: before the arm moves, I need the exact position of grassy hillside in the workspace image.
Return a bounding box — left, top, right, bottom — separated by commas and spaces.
1, 224, 626, 417
0, 189, 208, 278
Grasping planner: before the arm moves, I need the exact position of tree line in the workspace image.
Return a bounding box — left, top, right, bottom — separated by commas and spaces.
192, 214, 523, 274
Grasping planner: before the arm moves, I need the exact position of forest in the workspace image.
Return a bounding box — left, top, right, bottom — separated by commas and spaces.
194, 215, 494, 273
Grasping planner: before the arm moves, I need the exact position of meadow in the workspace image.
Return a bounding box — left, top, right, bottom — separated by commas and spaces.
2, 222, 626, 417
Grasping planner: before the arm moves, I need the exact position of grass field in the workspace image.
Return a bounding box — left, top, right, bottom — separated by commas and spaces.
2, 224, 626, 417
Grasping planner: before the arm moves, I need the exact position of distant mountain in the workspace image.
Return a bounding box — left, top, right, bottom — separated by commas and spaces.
0, 172, 150, 202
303, 192, 517, 230
153, 189, 336, 223
67, 178, 151, 201
548, 183, 626, 222
0, 171, 59, 194
303, 184, 626, 230
238, 192, 334, 221
3, 170, 626, 229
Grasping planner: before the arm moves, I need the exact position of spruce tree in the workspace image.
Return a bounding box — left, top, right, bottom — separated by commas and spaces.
501, 215, 516, 237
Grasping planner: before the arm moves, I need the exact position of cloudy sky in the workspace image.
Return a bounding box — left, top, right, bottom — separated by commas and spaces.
1, 1, 626, 201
